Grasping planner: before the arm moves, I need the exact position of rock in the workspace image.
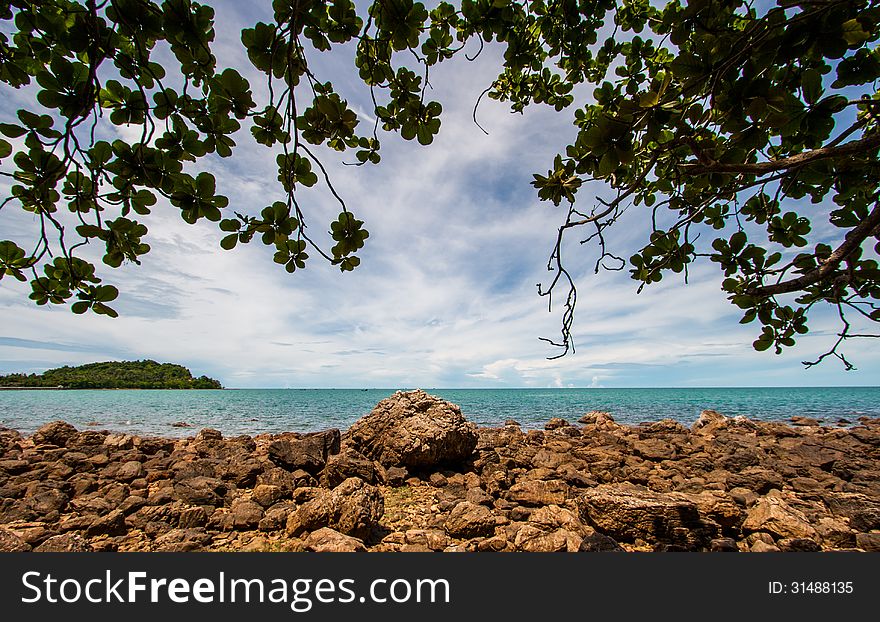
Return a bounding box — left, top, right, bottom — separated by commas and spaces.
578, 411, 615, 426
286, 477, 383, 540
252, 484, 285, 508
709, 537, 739, 552
514, 525, 581, 552
692, 409, 727, 433
117, 460, 145, 482
577, 484, 719, 550
404, 529, 448, 551
34, 533, 93, 552
347, 390, 478, 469
504, 420, 521, 427
465, 488, 493, 507
507, 479, 569, 506
0, 528, 31, 552
171, 422, 193, 428
578, 532, 624, 552
320, 447, 375, 487
303, 527, 366, 552
726, 467, 784, 494
778, 537, 821, 552
259, 502, 295, 531
32, 421, 78, 447
25, 483, 69, 517
382, 466, 409, 486
545, 418, 569, 430
790, 416, 821, 427
153, 528, 212, 552
428, 473, 447, 487
195, 428, 223, 443
87, 509, 127, 537
230, 499, 264, 530
178, 506, 209, 529
173, 476, 227, 507
444, 501, 496, 539
257, 467, 315, 492
268, 429, 341, 474
855, 533, 880, 552
742, 496, 818, 540
821, 493, 880, 531
750, 540, 780, 552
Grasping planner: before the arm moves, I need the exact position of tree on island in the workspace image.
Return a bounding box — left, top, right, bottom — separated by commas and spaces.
0, 0, 877, 367
0, 359, 222, 388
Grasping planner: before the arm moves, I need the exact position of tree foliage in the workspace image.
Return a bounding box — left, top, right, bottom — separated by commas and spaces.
0, 359, 222, 388
0, 0, 878, 367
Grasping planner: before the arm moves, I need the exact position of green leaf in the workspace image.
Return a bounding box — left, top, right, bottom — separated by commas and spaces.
220, 234, 238, 250
801, 69, 822, 105
841, 19, 871, 46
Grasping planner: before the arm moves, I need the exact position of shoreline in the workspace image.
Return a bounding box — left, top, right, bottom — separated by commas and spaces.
1, 390, 878, 553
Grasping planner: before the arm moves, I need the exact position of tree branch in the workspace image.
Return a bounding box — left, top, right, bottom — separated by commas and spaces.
681, 133, 880, 175
748, 201, 880, 297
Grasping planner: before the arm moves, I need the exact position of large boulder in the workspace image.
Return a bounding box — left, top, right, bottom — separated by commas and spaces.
347, 390, 478, 469
286, 477, 384, 540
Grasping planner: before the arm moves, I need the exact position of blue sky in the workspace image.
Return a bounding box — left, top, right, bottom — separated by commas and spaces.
1, 1, 878, 388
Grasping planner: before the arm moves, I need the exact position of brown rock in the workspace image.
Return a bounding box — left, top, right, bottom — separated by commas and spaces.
444, 501, 496, 539
34, 533, 93, 552
0, 528, 31, 552
268, 429, 341, 474
230, 499, 264, 530
32, 421, 78, 447
178, 506, 208, 529
709, 537, 739, 552
545, 418, 569, 430
303, 527, 366, 552
347, 390, 478, 469
507, 479, 569, 506
742, 496, 818, 540
173, 476, 227, 507
578, 532, 624, 552
86, 509, 127, 537
382, 466, 409, 486
855, 532, 880, 552
286, 477, 383, 540
320, 447, 375, 487
514, 525, 582, 552
153, 528, 211, 552
252, 484, 285, 508
577, 484, 719, 549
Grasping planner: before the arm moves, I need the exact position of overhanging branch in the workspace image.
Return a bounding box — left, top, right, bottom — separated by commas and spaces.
681, 133, 880, 175
748, 202, 880, 297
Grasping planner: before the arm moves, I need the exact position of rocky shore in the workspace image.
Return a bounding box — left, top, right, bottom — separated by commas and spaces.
1, 390, 878, 552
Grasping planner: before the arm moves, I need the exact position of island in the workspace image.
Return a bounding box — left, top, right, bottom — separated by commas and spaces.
0, 360, 222, 389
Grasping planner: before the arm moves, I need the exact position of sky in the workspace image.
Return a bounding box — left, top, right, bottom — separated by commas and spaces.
0, 1, 878, 389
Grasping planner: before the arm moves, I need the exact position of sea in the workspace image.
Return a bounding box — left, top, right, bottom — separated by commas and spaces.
1, 386, 878, 438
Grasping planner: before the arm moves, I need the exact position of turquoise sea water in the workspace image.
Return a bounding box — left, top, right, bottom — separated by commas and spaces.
1, 387, 878, 438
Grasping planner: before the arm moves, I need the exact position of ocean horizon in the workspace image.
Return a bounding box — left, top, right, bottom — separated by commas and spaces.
2, 386, 878, 438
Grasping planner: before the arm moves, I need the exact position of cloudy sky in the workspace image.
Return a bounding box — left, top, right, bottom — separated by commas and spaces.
1, 1, 878, 388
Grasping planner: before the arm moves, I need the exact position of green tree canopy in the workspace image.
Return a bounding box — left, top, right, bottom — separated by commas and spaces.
0, 0, 878, 367
0, 359, 222, 388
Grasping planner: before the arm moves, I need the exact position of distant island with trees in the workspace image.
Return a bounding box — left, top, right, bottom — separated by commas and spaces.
0, 360, 222, 390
